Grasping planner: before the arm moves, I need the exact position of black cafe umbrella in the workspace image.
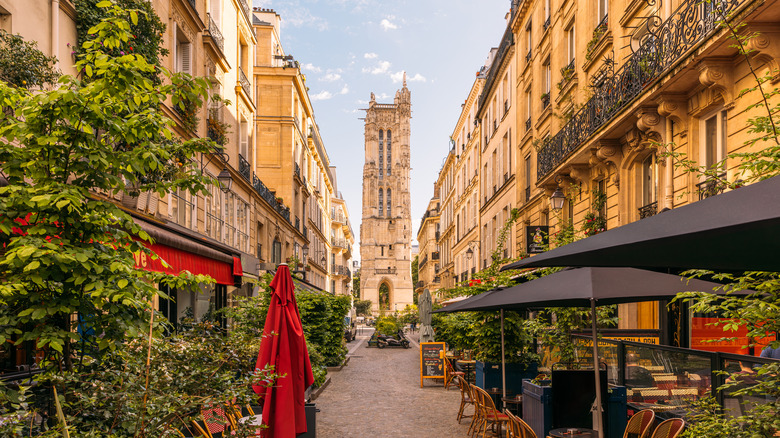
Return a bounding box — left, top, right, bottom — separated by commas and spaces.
435, 267, 746, 438
501, 175, 780, 272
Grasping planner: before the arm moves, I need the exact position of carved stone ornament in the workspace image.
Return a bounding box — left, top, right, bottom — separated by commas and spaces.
594, 140, 623, 189
743, 25, 780, 83
567, 164, 591, 184
696, 59, 734, 106
635, 106, 662, 133
656, 94, 688, 137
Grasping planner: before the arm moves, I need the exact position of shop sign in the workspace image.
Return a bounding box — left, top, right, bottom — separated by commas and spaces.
526, 225, 549, 254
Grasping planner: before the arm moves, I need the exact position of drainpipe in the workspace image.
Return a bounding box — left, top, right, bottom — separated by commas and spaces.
51, 0, 60, 70
664, 118, 673, 209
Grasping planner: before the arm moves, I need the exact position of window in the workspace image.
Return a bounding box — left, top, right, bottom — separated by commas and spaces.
567, 25, 576, 65
641, 154, 658, 207
525, 155, 532, 201
598, 0, 609, 24
171, 189, 196, 229
702, 109, 727, 170
387, 189, 392, 217
544, 59, 551, 94
525, 21, 532, 59
378, 189, 384, 216
525, 89, 532, 129
239, 118, 249, 158
175, 26, 191, 74
387, 130, 392, 175
378, 130, 384, 179
272, 238, 282, 264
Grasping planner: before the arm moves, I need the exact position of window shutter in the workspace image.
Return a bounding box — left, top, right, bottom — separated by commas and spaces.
181, 42, 191, 73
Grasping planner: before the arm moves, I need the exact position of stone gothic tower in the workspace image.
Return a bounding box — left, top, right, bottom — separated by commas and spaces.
360, 76, 413, 314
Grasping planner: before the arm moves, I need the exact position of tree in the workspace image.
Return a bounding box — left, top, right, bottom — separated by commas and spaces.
354, 299, 372, 317
352, 268, 360, 299
0, 2, 214, 372
412, 254, 418, 286
0, 30, 59, 89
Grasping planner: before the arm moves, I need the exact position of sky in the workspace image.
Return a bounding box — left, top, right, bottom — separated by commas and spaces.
252, 0, 512, 261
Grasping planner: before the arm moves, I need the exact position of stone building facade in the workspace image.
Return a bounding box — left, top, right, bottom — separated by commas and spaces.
360, 79, 414, 314
422, 0, 780, 345
415, 188, 441, 297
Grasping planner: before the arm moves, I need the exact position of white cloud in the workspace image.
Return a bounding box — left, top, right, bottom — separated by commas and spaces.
380, 17, 398, 31
321, 73, 342, 81
364, 52, 378, 59
310, 90, 334, 101
301, 63, 322, 73
340, 84, 350, 95
282, 8, 328, 31
362, 60, 391, 75
390, 71, 427, 83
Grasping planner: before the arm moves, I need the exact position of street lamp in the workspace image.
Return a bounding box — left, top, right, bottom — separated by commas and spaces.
217, 168, 233, 193
466, 247, 474, 259
550, 186, 566, 211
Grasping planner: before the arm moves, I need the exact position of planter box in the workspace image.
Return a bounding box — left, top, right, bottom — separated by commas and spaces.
606, 386, 627, 438
522, 379, 552, 438
475, 360, 538, 396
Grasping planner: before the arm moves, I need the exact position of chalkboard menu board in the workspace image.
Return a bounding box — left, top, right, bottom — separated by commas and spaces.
420, 342, 446, 387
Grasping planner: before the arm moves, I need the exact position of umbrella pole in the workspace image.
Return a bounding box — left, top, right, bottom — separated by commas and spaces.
500, 309, 506, 409
591, 299, 604, 438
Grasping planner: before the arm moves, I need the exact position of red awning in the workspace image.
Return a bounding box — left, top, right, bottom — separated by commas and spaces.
134, 240, 237, 285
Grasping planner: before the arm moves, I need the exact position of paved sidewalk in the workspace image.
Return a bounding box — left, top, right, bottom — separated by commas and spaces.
314, 328, 472, 437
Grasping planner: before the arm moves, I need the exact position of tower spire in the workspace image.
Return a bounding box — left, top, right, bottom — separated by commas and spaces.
403, 71, 407, 88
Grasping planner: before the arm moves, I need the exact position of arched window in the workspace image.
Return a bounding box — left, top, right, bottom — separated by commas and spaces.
386, 130, 392, 175
378, 188, 383, 216
378, 130, 384, 178
387, 188, 392, 217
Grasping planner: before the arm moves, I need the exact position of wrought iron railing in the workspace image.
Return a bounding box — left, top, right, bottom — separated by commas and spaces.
432, 251, 440, 260
543, 16, 551, 31
208, 16, 224, 54
525, 186, 531, 202
239, 68, 251, 100
525, 117, 531, 132
332, 237, 347, 249
237, 0, 251, 23
294, 162, 301, 179
252, 172, 291, 223
537, 0, 740, 179
295, 216, 300, 231
638, 201, 658, 219
238, 154, 251, 181
541, 94, 550, 109
696, 172, 728, 200
526, 50, 532, 63
303, 225, 308, 238
186, 0, 196, 11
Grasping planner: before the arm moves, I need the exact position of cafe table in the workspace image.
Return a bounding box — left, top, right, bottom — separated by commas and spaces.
501, 394, 522, 416
457, 359, 476, 384
547, 427, 597, 438
484, 387, 511, 410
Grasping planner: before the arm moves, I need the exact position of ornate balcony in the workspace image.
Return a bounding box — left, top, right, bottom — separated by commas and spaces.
207, 16, 224, 54
638, 201, 658, 219
537, 0, 741, 180
525, 117, 531, 132
238, 154, 251, 182
543, 16, 551, 31
239, 67, 251, 101
252, 172, 291, 223
525, 50, 532, 63
237, 0, 251, 23
696, 172, 728, 200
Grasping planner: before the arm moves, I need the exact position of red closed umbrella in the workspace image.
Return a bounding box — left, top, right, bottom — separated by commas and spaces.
253, 264, 314, 437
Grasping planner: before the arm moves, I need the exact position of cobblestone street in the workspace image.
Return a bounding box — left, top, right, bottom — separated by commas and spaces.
315, 327, 471, 438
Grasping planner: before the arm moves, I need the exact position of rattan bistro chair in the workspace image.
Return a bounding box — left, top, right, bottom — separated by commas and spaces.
445, 358, 466, 390
472, 385, 510, 438
649, 418, 685, 438
623, 409, 656, 438
456, 375, 475, 423
504, 409, 537, 438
